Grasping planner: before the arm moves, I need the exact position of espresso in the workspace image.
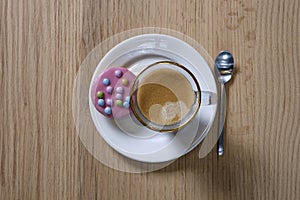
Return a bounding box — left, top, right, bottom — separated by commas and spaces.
136, 69, 196, 125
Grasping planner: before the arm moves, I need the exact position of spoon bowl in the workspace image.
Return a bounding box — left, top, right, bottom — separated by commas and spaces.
214, 51, 234, 84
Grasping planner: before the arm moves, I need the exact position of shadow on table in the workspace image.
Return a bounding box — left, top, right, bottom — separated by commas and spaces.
155, 135, 260, 199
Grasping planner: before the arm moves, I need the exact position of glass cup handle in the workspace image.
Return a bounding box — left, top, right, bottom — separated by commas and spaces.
200, 91, 218, 106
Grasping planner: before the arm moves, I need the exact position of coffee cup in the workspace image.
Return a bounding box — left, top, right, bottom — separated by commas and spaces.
129, 61, 214, 132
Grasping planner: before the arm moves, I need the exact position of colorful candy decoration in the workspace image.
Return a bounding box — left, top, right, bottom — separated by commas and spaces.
106, 86, 113, 94
122, 79, 129, 86
97, 91, 104, 99
104, 107, 112, 115
115, 93, 123, 100
116, 100, 123, 107
116, 87, 124, 94
106, 99, 113, 106
98, 99, 105, 107
114, 70, 123, 78
91, 67, 135, 118
123, 101, 130, 108
103, 78, 110, 86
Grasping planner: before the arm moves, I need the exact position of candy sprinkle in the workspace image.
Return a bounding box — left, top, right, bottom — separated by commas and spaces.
103, 78, 110, 86
116, 87, 124, 94
116, 93, 123, 100
106, 99, 113, 106
98, 99, 105, 107
116, 100, 122, 107
97, 91, 104, 99
106, 86, 113, 94
123, 101, 130, 108
122, 79, 129, 86
104, 107, 112, 115
114, 70, 123, 78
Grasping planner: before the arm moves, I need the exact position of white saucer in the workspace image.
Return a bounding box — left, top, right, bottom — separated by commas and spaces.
89, 34, 217, 163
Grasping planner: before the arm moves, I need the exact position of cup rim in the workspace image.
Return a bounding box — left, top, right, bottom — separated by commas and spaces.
129, 61, 201, 132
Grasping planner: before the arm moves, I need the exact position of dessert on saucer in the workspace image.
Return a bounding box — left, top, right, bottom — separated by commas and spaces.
88, 34, 218, 163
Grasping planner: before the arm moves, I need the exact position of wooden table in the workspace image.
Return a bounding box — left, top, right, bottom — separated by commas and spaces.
1, 0, 299, 199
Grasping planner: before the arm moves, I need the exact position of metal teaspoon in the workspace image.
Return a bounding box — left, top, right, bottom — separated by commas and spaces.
214, 51, 234, 156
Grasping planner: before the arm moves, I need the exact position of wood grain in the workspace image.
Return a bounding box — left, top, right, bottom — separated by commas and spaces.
0, 0, 299, 199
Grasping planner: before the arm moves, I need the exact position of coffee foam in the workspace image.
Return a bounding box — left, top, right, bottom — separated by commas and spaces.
148, 101, 189, 126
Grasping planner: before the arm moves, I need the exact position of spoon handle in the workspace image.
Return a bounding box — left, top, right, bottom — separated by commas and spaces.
218, 84, 226, 156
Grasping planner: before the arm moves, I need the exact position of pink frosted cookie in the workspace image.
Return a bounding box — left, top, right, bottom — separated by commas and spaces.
91, 67, 135, 118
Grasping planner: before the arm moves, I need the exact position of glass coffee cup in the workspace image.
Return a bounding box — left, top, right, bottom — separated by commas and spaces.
129, 61, 202, 132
